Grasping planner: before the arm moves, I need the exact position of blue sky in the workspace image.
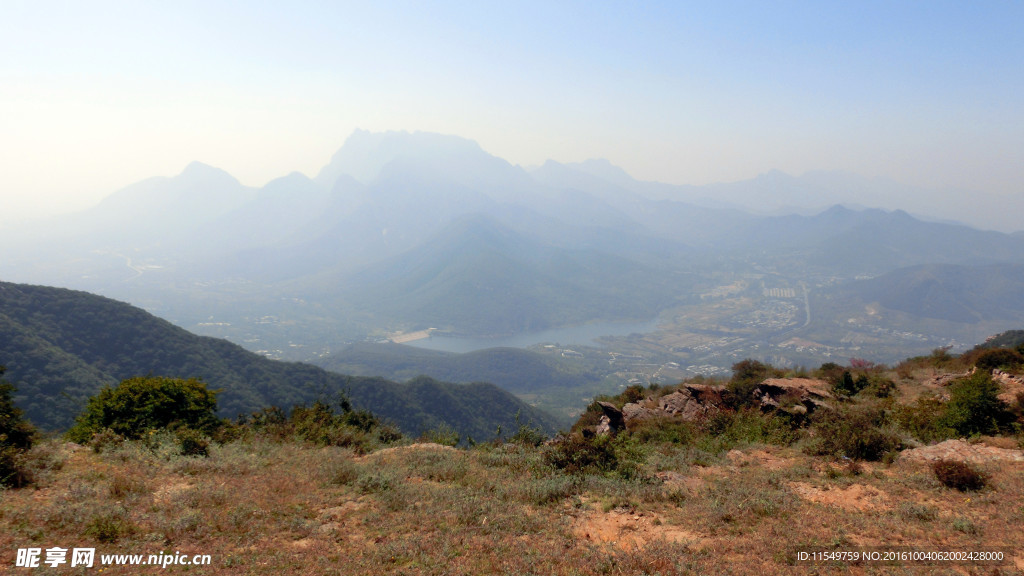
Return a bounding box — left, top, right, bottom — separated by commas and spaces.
2, 1, 1021, 218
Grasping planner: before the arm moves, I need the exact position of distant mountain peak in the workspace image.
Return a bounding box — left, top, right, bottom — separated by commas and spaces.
564, 158, 636, 186
178, 161, 239, 185
315, 129, 493, 187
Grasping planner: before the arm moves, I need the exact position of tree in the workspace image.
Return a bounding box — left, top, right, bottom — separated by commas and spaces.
728, 359, 772, 406
1, 366, 36, 487
67, 376, 220, 443
941, 371, 1013, 437
973, 348, 1023, 372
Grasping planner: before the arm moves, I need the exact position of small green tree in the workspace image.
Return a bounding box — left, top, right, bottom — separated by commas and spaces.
728, 359, 776, 406
67, 376, 220, 443
0, 366, 36, 487
973, 348, 1023, 372
940, 371, 1013, 437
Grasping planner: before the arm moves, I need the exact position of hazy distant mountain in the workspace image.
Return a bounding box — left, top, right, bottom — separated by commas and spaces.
72, 162, 258, 250
0, 281, 562, 438
734, 206, 1024, 273
832, 263, 1024, 324
315, 129, 536, 199
617, 169, 1020, 234
316, 342, 599, 396
3, 128, 1024, 366
333, 214, 683, 335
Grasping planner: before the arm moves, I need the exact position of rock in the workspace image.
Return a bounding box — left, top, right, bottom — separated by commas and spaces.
993, 369, 1024, 405
657, 389, 716, 421
595, 402, 625, 436
620, 384, 725, 428
752, 378, 831, 414
621, 402, 660, 423
900, 439, 1024, 463
922, 370, 972, 389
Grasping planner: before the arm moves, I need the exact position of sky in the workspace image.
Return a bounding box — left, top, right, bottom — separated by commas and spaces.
2, 1, 1022, 220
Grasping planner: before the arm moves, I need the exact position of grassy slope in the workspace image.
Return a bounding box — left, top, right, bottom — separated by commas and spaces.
5, 346, 1024, 574
5, 432, 1022, 575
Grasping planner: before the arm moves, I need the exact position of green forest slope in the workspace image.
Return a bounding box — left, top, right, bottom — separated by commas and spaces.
0, 282, 562, 439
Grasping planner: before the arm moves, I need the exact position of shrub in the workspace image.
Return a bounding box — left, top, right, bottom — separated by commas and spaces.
88, 429, 126, 454
67, 376, 220, 443
862, 375, 897, 398
972, 348, 1023, 371
84, 510, 134, 543
894, 393, 955, 443
728, 359, 772, 406
629, 417, 696, 445
621, 385, 646, 404
701, 408, 801, 451
940, 371, 1014, 437
175, 428, 210, 457
807, 405, 900, 461
832, 371, 868, 397
933, 459, 988, 492
899, 501, 938, 521
952, 516, 980, 535
421, 422, 460, 447
544, 433, 621, 476
508, 422, 547, 447
0, 366, 36, 487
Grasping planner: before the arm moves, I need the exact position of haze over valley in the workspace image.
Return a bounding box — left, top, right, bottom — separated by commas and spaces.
4, 130, 1024, 419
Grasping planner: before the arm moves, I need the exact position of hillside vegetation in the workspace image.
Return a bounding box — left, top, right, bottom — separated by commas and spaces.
0, 282, 561, 439
3, 336, 1023, 573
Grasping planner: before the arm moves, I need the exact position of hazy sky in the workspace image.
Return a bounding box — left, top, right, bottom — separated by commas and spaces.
2, 1, 1022, 218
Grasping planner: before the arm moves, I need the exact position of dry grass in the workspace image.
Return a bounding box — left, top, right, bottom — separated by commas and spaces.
2, 433, 1023, 575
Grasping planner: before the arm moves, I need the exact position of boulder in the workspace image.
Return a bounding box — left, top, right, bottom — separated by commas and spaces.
751, 378, 831, 414
657, 389, 716, 421
620, 384, 725, 427
992, 369, 1024, 405
621, 402, 661, 424
594, 401, 625, 436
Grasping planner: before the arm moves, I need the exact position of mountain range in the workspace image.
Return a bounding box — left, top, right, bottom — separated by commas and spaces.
2, 129, 1023, 372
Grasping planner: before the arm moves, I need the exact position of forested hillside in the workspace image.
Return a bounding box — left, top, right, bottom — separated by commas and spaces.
0, 282, 561, 438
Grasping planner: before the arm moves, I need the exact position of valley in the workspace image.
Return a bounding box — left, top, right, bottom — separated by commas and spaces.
4, 130, 1024, 427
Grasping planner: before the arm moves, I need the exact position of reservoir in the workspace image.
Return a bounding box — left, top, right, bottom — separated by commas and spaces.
404, 318, 660, 354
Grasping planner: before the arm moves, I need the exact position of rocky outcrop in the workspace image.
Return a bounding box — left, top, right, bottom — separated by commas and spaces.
751, 378, 831, 415
619, 384, 725, 429
588, 378, 834, 436
992, 369, 1024, 406
922, 370, 973, 390
900, 439, 1024, 463
594, 402, 626, 436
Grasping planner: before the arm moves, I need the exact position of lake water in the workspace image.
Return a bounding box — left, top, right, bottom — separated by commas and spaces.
404, 319, 660, 354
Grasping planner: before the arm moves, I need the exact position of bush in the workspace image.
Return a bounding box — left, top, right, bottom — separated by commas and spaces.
933, 459, 988, 492
629, 417, 697, 445
421, 422, 460, 447
728, 359, 773, 405
67, 376, 220, 443
175, 428, 210, 457
941, 371, 1014, 437
895, 394, 955, 443
290, 399, 393, 452
701, 408, 801, 451
621, 385, 646, 405
88, 429, 126, 454
544, 433, 621, 477
972, 348, 1023, 371
832, 371, 868, 397
0, 366, 36, 487
807, 405, 900, 461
